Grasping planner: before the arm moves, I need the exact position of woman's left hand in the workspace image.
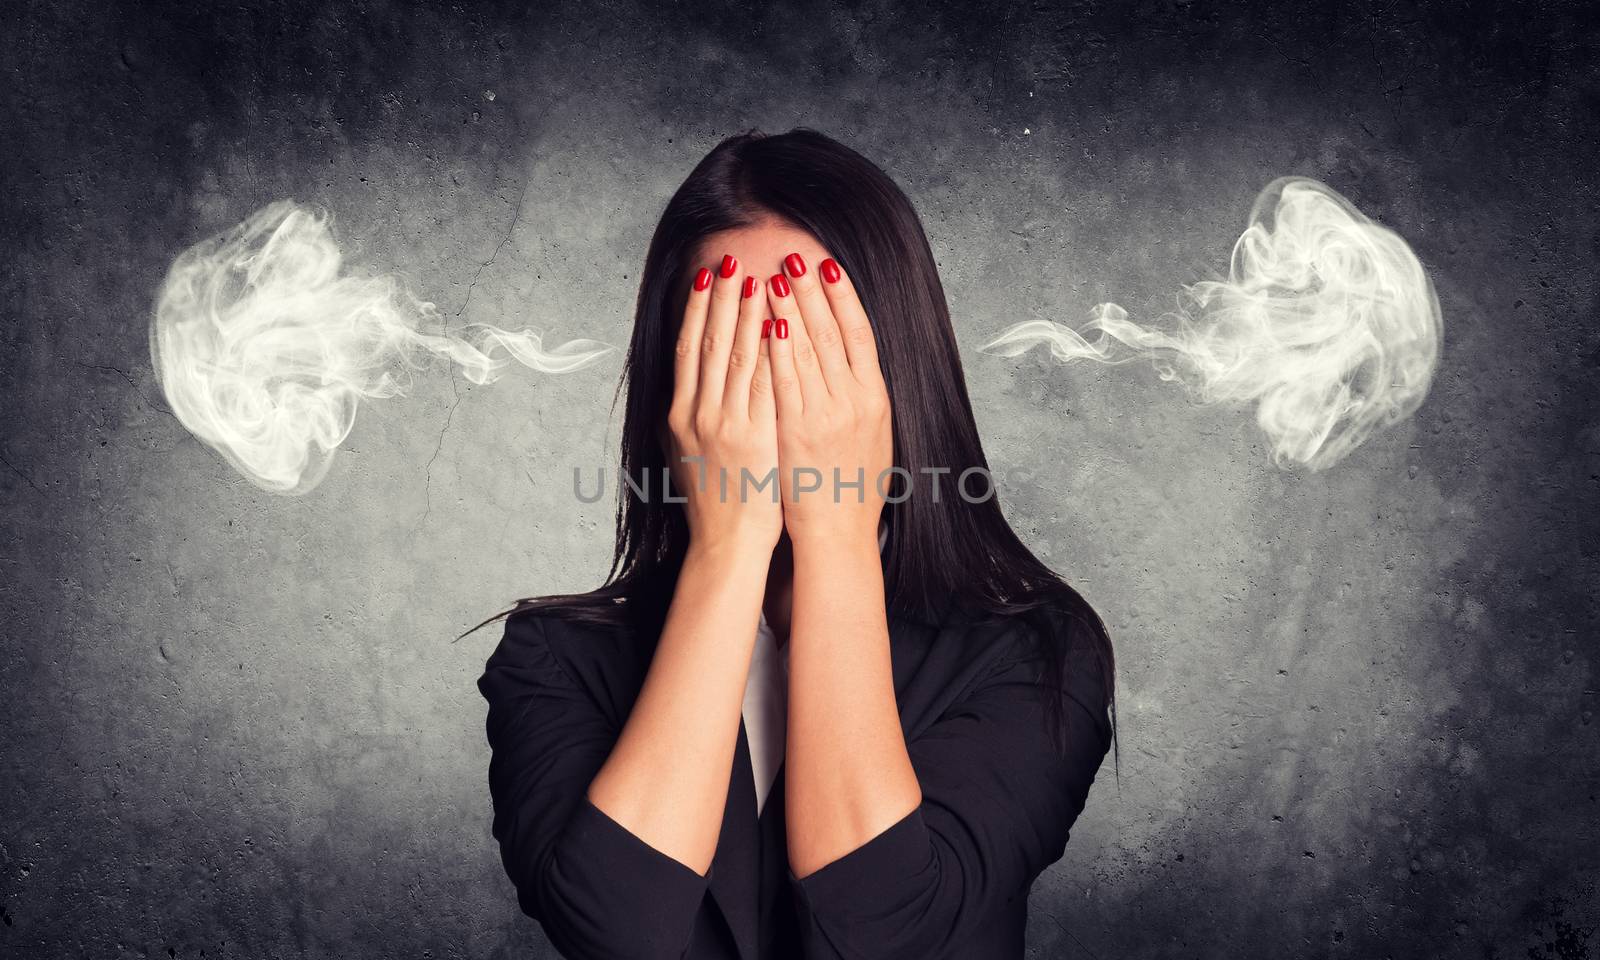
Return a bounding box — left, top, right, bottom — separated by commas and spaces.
764, 252, 893, 548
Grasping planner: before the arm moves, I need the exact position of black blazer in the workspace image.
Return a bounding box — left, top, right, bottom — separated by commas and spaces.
477, 604, 1112, 959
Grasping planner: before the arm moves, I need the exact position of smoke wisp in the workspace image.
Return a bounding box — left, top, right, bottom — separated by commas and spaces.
982, 177, 1443, 471
149, 201, 614, 495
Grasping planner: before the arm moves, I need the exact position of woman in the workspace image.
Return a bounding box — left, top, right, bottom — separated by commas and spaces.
469, 127, 1117, 959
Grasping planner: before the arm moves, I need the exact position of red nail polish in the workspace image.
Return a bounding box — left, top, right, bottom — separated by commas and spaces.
775, 317, 789, 339
720, 254, 738, 278
820, 258, 841, 283
694, 267, 711, 291
785, 253, 807, 277
743, 276, 758, 298
770, 273, 791, 298
761, 318, 773, 338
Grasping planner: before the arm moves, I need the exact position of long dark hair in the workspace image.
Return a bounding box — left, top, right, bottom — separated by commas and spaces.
461, 127, 1116, 765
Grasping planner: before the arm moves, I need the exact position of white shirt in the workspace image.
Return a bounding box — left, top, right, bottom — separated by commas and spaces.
741, 525, 887, 816
742, 609, 788, 817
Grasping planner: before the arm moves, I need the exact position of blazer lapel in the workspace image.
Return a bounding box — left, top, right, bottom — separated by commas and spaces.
706, 715, 760, 960
756, 761, 797, 953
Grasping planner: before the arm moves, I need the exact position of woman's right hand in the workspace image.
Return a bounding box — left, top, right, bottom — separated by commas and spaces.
666, 253, 782, 554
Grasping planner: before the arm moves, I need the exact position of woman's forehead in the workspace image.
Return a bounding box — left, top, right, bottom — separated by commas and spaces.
691, 219, 832, 274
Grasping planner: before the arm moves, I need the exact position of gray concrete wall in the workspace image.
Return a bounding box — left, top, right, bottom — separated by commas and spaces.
2, 1, 1595, 957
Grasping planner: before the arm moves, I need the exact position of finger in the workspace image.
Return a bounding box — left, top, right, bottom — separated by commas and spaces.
723, 271, 767, 417
816, 256, 882, 385
766, 270, 829, 406
672, 263, 714, 420
748, 317, 776, 424
765, 303, 804, 421
697, 253, 745, 410
780, 252, 853, 390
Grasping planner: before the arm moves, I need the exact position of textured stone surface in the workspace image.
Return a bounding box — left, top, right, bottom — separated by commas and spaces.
2, 1, 1596, 957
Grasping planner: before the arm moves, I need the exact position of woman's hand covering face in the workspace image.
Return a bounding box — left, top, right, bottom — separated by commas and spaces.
763, 253, 893, 547
666, 254, 784, 553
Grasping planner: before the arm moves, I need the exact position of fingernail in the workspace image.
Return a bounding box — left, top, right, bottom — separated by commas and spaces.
694, 267, 712, 291
743, 276, 758, 298
784, 253, 807, 277
775, 317, 789, 339
720, 254, 738, 278
821, 258, 841, 284
761, 318, 773, 338
770, 273, 791, 298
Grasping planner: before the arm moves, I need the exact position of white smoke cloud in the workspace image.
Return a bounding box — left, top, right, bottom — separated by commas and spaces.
149, 200, 614, 495
982, 177, 1443, 471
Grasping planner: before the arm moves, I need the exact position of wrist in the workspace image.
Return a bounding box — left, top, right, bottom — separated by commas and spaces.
789, 526, 888, 614
684, 531, 777, 569
788, 522, 882, 558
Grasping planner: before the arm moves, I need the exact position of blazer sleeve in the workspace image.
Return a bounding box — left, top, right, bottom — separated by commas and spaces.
786, 622, 1113, 959
477, 611, 710, 959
